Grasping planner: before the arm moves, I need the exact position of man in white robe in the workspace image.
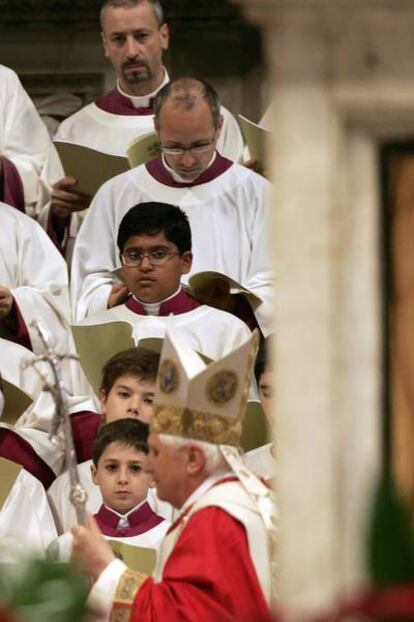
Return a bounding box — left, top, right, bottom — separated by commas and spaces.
71, 78, 273, 335
0, 202, 82, 395
46, 0, 244, 254
0, 64, 61, 217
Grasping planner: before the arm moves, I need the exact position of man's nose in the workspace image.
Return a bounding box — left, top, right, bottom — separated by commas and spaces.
181, 149, 196, 167
125, 36, 141, 59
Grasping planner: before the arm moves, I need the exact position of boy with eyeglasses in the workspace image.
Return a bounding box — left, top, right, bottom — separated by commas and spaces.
71, 78, 273, 336
75, 201, 251, 363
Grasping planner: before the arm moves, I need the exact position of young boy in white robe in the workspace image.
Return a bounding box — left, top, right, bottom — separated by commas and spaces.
244, 336, 276, 483
75, 202, 251, 361
49, 418, 167, 561
47, 346, 173, 533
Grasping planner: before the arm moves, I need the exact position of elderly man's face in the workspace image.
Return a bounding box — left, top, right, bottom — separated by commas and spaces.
146, 432, 190, 508
101, 1, 168, 95
157, 101, 222, 182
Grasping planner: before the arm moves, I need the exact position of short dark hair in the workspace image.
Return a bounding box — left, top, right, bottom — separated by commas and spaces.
117, 202, 192, 255
100, 347, 159, 396
254, 336, 272, 384
92, 418, 150, 466
100, 0, 164, 28
154, 77, 222, 129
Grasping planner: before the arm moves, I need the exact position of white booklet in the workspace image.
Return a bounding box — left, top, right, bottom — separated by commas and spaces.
54, 140, 129, 196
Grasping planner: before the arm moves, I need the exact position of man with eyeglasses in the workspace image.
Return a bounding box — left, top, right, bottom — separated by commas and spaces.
43, 0, 244, 255
71, 77, 273, 337
75, 202, 251, 363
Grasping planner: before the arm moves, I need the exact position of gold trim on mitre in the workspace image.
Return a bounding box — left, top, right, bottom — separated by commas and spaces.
151, 329, 260, 446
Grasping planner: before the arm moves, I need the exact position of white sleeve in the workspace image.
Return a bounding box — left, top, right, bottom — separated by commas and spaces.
87, 558, 127, 620
217, 106, 245, 164
244, 177, 274, 337
1, 68, 54, 215
70, 179, 122, 322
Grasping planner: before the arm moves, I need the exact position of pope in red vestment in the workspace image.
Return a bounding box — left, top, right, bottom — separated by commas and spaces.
72, 330, 276, 622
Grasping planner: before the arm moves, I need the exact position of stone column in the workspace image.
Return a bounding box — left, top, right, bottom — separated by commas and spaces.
230, 0, 383, 614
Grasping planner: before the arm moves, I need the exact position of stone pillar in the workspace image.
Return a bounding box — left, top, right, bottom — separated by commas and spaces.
230, 0, 383, 614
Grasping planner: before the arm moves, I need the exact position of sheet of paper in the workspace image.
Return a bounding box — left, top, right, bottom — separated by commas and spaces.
238, 114, 270, 170
240, 401, 269, 452
108, 542, 156, 575
54, 140, 129, 196
71, 322, 134, 395
187, 270, 262, 308
1, 379, 33, 425
0, 458, 22, 509
126, 131, 161, 168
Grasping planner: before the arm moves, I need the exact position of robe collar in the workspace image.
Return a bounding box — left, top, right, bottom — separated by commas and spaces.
145, 152, 234, 188
167, 472, 235, 535
1, 156, 25, 212
94, 501, 164, 536
95, 69, 169, 116
125, 287, 200, 316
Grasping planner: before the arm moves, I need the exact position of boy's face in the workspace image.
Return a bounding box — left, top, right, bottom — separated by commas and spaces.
259, 368, 273, 424
100, 374, 155, 424
120, 232, 192, 303
91, 442, 152, 514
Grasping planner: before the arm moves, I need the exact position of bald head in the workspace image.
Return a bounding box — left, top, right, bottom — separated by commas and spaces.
154, 77, 222, 130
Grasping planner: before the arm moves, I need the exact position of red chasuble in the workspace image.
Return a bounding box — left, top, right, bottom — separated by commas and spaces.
127, 507, 272, 622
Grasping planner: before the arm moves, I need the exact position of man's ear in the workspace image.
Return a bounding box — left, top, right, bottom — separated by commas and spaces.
101, 32, 110, 58
186, 444, 206, 476
159, 22, 169, 51
180, 251, 193, 275
91, 463, 99, 485
215, 115, 224, 140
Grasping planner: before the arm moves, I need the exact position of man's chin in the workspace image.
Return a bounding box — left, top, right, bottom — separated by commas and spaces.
177, 170, 202, 182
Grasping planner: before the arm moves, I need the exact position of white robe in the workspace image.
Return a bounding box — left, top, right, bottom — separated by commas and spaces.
41, 75, 244, 251
48, 460, 174, 535
70, 161, 273, 335
0, 469, 57, 555
243, 443, 276, 482
0, 202, 86, 396
50, 516, 169, 563
0, 64, 60, 216
77, 303, 252, 363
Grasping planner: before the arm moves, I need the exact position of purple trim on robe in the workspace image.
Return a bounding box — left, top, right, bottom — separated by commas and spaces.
145, 152, 234, 188
1, 298, 32, 352
0, 428, 56, 488
94, 502, 164, 537
125, 288, 201, 316
70, 410, 101, 463
232, 293, 260, 333
1, 156, 25, 212
95, 89, 154, 116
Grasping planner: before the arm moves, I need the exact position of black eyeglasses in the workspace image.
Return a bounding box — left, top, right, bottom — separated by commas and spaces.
121, 247, 180, 267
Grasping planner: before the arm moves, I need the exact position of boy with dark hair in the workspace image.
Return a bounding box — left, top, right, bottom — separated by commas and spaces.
50, 419, 167, 561
244, 335, 276, 482
48, 346, 167, 533
77, 201, 251, 362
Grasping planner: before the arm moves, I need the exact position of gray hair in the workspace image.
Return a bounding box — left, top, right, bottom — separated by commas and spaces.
154, 77, 222, 129
158, 434, 228, 475
100, 0, 164, 29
